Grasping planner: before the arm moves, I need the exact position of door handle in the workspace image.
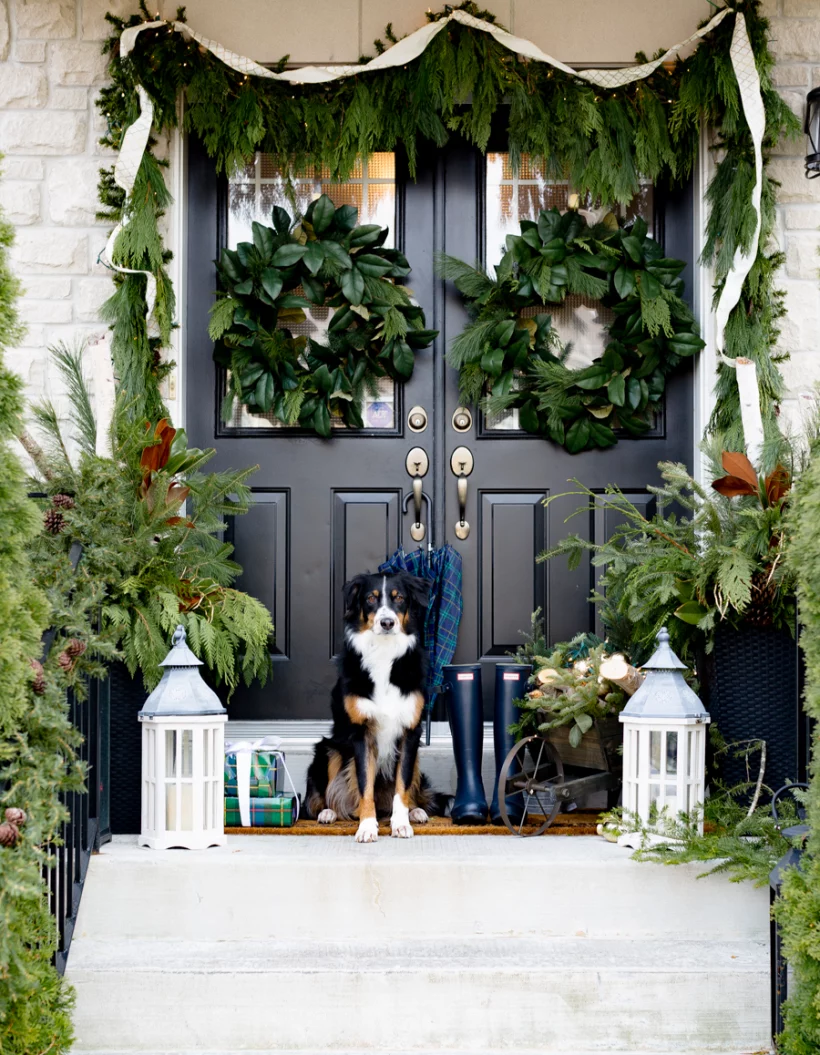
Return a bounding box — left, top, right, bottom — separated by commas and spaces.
405, 447, 430, 545
450, 446, 474, 541
402, 482, 431, 545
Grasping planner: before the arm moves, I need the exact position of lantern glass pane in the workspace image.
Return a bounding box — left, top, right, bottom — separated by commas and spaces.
650, 731, 662, 775
181, 730, 193, 778
809, 101, 820, 154
666, 731, 678, 775
165, 730, 176, 777
181, 784, 193, 830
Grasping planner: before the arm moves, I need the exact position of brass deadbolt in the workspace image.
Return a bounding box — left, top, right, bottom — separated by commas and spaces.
408, 406, 428, 432
452, 406, 472, 432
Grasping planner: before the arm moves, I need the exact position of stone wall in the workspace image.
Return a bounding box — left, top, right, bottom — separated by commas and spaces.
0, 0, 817, 429
767, 0, 820, 424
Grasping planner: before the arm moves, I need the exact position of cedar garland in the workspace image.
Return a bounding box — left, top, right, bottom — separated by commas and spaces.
96, 0, 798, 441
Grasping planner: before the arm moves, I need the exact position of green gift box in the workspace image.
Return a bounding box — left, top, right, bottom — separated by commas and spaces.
224, 795, 296, 828
224, 750, 279, 798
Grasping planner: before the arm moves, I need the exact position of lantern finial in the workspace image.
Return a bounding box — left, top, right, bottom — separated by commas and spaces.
172, 624, 186, 647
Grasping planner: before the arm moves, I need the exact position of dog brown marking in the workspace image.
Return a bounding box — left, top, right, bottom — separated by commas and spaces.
327, 749, 342, 784
344, 694, 369, 724
358, 734, 378, 821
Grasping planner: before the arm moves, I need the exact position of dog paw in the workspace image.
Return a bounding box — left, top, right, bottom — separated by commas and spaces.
317, 808, 337, 824
355, 817, 379, 843
391, 820, 414, 838
409, 807, 429, 825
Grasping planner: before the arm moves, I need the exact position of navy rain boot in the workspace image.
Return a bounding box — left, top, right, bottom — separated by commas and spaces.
490, 663, 531, 825
443, 664, 488, 824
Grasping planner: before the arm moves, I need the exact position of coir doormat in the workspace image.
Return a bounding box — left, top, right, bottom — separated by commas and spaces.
225, 810, 602, 836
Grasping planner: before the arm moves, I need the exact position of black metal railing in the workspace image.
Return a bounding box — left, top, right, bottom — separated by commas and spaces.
39, 540, 111, 974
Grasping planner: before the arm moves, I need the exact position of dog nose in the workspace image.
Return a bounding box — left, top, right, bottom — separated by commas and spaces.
380, 617, 395, 631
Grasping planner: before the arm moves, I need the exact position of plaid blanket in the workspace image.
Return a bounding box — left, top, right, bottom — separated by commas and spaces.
379, 544, 463, 705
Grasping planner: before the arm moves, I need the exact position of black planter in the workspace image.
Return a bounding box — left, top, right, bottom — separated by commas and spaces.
109, 661, 146, 834
700, 624, 805, 796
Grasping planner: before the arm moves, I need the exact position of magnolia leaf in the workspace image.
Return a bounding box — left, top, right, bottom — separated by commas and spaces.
260, 269, 283, 302
271, 244, 308, 267
341, 267, 365, 305
302, 242, 325, 276
766, 464, 791, 505
607, 374, 625, 407
310, 194, 335, 234
711, 475, 758, 498
674, 601, 708, 625
721, 451, 758, 490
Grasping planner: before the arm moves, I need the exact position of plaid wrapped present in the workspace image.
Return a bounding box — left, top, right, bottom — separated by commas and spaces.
224, 749, 278, 798
225, 795, 296, 828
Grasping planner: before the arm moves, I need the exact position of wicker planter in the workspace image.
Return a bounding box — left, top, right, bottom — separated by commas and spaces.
699, 624, 804, 796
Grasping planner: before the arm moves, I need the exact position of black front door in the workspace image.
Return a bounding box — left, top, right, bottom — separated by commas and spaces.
186, 136, 693, 719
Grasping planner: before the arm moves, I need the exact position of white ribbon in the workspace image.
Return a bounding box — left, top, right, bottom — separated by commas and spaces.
225, 736, 300, 827
111, 6, 764, 412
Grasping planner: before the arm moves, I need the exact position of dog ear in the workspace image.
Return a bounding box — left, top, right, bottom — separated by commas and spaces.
403, 574, 430, 611
342, 574, 367, 617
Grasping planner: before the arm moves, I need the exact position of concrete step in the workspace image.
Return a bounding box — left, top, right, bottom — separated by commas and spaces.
67, 936, 768, 1054
73, 835, 768, 944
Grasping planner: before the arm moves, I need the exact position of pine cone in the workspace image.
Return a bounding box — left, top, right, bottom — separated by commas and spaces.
745, 569, 778, 627
65, 638, 87, 659
5, 808, 26, 827
52, 494, 75, 510
57, 651, 73, 671
44, 509, 65, 535
0, 822, 19, 848
29, 659, 46, 695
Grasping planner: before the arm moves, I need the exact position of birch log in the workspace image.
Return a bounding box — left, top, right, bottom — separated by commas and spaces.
599, 654, 643, 696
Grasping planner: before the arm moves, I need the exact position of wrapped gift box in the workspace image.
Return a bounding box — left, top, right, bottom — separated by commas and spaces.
224, 749, 278, 798
224, 794, 297, 828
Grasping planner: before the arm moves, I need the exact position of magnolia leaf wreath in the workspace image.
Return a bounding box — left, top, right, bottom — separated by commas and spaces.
209, 195, 437, 437
438, 208, 705, 453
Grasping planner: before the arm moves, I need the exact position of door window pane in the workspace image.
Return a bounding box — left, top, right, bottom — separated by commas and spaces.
483, 153, 653, 432
224, 155, 397, 431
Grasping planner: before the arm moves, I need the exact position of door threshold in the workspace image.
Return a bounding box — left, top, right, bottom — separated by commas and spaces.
226, 719, 493, 748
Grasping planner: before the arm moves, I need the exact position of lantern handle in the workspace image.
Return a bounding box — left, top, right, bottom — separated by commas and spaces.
771, 782, 810, 829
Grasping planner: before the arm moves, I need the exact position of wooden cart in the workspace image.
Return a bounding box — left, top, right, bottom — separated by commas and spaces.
497, 715, 622, 836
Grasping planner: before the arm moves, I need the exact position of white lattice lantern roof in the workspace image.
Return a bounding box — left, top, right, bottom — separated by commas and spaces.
619, 628, 710, 837
138, 625, 227, 850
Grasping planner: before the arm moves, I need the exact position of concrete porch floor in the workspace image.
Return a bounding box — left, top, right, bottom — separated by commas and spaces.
67, 834, 771, 1054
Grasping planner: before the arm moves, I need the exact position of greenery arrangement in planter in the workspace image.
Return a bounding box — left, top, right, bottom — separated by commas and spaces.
541, 447, 799, 666
210, 195, 436, 435
510, 621, 632, 747
26, 344, 274, 696
437, 209, 704, 451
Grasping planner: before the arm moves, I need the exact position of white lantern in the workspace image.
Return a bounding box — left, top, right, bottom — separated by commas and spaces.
138, 625, 227, 850
619, 627, 710, 836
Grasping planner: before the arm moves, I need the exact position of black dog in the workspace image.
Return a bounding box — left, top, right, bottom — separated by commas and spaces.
305, 571, 446, 842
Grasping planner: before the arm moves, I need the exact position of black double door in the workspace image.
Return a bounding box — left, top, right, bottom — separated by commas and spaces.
186, 135, 694, 720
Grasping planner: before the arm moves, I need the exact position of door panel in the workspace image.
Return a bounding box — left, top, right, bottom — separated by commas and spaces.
331, 490, 402, 656
478, 491, 548, 658
186, 132, 694, 721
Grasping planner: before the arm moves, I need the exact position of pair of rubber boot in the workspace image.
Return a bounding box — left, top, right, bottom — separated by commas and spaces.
442, 662, 531, 825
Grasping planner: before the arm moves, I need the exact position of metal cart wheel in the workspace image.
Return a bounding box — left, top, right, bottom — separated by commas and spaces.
498, 734, 565, 836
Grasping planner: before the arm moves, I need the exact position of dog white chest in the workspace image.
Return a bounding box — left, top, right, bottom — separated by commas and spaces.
348, 630, 419, 768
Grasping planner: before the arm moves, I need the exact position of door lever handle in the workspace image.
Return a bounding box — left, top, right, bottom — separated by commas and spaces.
402, 484, 432, 547
455, 477, 469, 540
450, 445, 473, 541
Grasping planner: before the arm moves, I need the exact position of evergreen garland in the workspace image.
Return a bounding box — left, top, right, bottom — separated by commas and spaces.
96, 1, 797, 443
777, 454, 820, 1055
0, 164, 110, 1055
437, 208, 703, 451
210, 196, 436, 434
